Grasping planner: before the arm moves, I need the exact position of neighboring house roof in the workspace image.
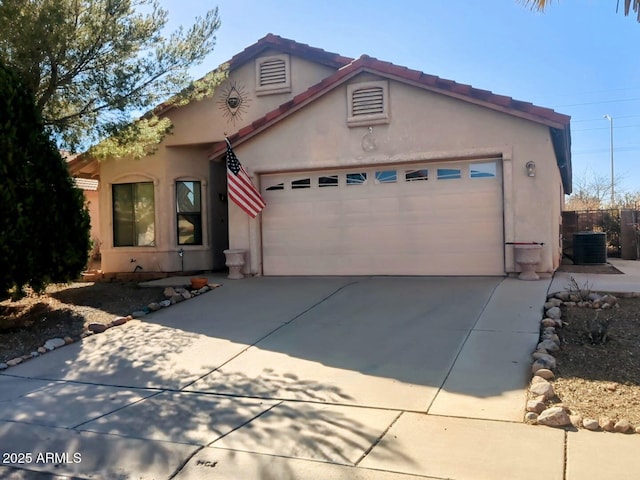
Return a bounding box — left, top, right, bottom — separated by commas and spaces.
208, 53, 572, 193
64, 150, 100, 183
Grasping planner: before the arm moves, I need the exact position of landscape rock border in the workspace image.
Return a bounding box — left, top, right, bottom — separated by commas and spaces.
526, 289, 640, 434
0, 282, 221, 372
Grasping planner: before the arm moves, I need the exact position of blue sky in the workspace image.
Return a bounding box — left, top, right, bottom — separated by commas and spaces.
159, 0, 640, 195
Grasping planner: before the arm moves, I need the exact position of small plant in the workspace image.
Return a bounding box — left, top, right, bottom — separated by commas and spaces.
565, 276, 593, 302
586, 310, 610, 345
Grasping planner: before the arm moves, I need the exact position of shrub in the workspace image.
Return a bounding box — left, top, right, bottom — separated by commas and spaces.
0, 62, 90, 299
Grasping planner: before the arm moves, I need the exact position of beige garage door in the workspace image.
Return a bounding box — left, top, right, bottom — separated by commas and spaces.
261, 159, 504, 276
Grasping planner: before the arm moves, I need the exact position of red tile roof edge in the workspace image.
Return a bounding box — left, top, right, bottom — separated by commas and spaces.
228, 33, 354, 70
208, 54, 571, 159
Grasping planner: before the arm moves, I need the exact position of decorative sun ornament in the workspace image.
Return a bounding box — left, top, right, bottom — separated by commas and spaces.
217, 81, 250, 124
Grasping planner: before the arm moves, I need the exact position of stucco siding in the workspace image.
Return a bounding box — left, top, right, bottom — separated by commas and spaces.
227, 75, 564, 275
100, 145, 213, 273
164, 53, 338, 147
97, 47, 568, 276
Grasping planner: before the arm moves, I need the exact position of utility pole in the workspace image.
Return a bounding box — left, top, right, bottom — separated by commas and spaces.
604, 114, 614, 205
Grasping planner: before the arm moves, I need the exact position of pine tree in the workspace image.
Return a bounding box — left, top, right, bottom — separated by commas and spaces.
0, 62, 90, 299
0, 0, 222, 153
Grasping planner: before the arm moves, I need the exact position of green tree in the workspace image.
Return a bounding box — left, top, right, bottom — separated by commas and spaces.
520, 0, 640, 21
0, 62, 90, 299
0, 0, 222, 153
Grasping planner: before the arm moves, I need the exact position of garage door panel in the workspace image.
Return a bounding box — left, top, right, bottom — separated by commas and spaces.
261, 160, 504, 276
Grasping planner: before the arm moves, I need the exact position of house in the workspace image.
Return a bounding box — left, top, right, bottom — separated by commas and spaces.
94, 33, 571, 277
64, 152, 101, 262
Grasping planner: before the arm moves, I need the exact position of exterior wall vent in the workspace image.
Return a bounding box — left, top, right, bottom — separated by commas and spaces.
352, 86, 384, 116
256, 54, 291, 95
347, 80, 389, 127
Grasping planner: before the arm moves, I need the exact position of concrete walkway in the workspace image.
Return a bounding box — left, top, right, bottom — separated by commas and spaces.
550, 258, 640, 294
1, 272, 640, 479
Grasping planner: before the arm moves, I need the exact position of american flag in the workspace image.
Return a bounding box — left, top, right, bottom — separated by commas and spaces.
225, 140, 266, 218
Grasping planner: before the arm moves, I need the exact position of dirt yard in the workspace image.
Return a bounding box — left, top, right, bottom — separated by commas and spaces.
0, 282, 166, 364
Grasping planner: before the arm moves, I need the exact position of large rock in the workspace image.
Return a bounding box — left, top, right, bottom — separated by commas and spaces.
542, 332, 561, 345
110, 316, 127, 327
614, 419, 631, 433
0, 363, 8, 370
531, 375, 549, 385
44, 338, 65, 351
147, 302, 161, 312
532, 359, 555, 374
546, 306, 562, 320
88, 323, 108, 333
530, 380, 555, 400
537, 407, 571, 427
583, 418, 600, 431
525, 412, 539, 423
535, 351, 556, 363
163, 287, 177, 297
535, 368, 555, 380
599, 417, 615, 432
170, 294, 184, 304
537, 339, 560, 353
532, 352, 557, 367
544, 299, 563, 309
541, 318, 557, 328
570, 414, 583, 428
526, 399, 546, 414
6, 357, 22, 367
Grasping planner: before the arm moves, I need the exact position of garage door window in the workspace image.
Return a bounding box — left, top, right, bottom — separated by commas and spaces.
266, 182, 284, 191
437, 168, 461, 180
375, 170, 397, 184
470, 162, 497, 178
319, 175, 338, 187
292, 178, 311, 189
346, 172, 367, 185
405, 169, 429, 181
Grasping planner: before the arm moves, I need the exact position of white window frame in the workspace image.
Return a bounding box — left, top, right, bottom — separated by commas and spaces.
347, 80, 389, 127
256, 54, 291, 96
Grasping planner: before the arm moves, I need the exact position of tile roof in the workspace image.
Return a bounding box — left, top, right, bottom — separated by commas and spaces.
227, 33, 353, 70
208, 52, 572, 192
154, 34, 353, 117
209, 54, 570, 158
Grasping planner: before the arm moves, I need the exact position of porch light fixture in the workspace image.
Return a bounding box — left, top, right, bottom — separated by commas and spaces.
526, 161, 536, 177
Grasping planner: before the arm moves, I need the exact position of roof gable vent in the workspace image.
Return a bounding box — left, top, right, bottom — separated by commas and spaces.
347, 80, 389, 127
352, 86, 384, 116
256, 54, 291, 95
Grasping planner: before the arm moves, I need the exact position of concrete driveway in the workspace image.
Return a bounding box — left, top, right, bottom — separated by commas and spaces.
0, 275, 566, 479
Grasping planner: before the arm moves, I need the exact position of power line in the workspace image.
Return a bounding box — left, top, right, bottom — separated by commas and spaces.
572, 114, 640, 123
573, 145, 640, 155
553, 97, 640, 108
573, 124, 640, 133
